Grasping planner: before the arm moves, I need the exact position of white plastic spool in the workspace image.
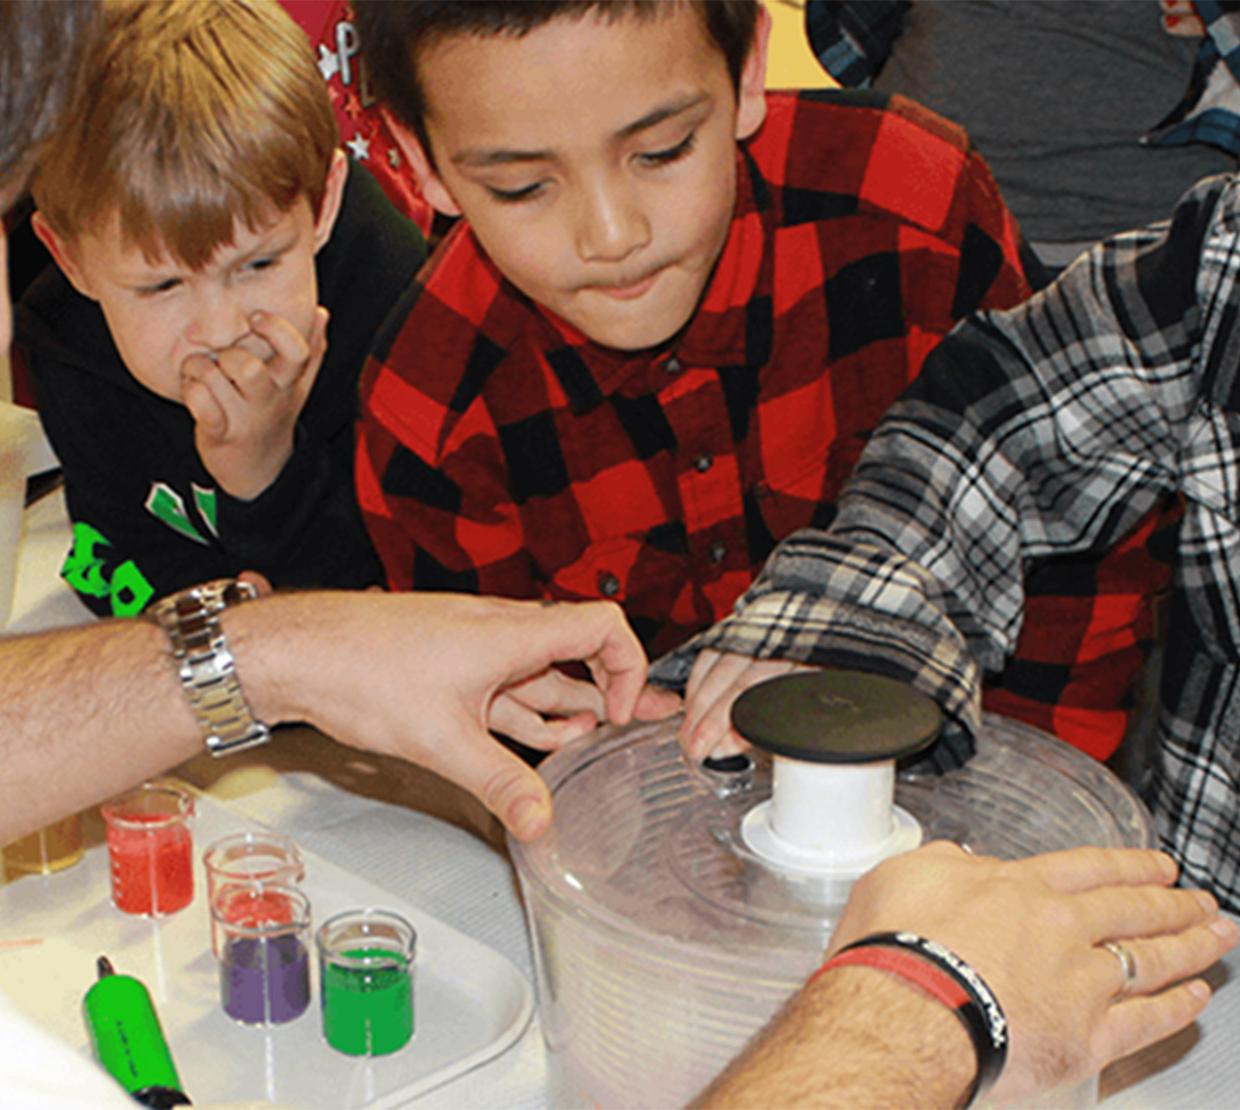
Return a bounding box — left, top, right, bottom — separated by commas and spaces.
740, 751, 922, 876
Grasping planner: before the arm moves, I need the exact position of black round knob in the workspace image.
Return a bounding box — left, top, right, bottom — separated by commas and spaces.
730, 670, 941, 764
702, 753, 753, 775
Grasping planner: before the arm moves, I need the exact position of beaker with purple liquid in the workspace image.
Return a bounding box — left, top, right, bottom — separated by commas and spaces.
213, 883, 311, 1025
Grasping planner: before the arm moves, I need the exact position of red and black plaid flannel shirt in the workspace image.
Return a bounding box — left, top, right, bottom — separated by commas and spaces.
357, 90, 1174, 758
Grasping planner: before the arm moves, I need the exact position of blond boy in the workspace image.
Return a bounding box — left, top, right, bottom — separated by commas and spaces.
17, 0, 424, 617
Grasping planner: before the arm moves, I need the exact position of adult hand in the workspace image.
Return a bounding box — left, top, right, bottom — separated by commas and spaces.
489, 665, 679, 751
181, 306, 328, 499
830, 843, 1238, 1104
241, 591, 662, 841
679, 648, 815, 761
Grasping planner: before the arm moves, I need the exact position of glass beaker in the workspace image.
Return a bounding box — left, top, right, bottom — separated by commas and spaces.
213, 882, 312, 1025
101, 783, 194, 916
3, 812, 84, 878
316, 908, 416, 1056
203, 831, 304, 955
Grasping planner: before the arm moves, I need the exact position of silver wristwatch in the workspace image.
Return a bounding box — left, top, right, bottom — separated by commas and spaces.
145, 578, 272, 757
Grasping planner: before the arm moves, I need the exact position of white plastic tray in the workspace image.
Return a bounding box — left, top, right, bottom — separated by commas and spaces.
0, 785, 533, 1107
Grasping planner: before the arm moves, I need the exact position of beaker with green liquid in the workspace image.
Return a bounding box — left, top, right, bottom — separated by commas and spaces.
316, 908, 415, 1056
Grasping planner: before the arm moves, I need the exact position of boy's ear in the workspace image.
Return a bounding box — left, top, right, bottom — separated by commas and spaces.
312, 149, 350, 252
383, 110, 462, 218
31, 211, 97, 301
734, 2, 771, 141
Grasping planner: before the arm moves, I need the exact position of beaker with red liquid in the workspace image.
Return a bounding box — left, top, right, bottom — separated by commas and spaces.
101, 783, 195, 916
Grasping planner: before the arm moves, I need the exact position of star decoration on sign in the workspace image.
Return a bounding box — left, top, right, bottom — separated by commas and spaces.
318, 45, 340, 82
346, 133, 371, 161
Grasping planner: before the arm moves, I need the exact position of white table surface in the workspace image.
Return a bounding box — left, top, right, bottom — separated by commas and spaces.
6, 485, 1240, 1108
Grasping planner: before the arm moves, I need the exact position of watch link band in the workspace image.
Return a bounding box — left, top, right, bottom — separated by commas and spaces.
145, 578, 272, 757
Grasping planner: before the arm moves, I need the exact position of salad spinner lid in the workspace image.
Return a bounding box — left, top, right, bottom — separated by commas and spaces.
731, 670, 942, 763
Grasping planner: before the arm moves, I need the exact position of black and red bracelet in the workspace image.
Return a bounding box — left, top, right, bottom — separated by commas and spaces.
811, 931, 1008, 1106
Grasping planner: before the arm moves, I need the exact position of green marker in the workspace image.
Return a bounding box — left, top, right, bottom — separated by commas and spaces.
83, 956, 191, 1108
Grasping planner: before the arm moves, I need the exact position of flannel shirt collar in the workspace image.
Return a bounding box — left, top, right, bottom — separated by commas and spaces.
537, 145, 774, 415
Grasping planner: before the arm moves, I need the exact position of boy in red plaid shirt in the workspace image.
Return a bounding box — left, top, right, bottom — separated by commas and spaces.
351, 0, 1174, 763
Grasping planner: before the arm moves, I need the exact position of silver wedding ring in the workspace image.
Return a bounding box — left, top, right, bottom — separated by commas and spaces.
1102, 940, 1138, 996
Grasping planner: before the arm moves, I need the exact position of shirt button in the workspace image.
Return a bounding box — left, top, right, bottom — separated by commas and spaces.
709, 541, 727, 564
694, 453, 713, 473
597, 572, 621, 598
665, 354, 682, 375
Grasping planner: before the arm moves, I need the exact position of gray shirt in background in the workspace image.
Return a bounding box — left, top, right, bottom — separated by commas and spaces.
871, 1, 1234, 248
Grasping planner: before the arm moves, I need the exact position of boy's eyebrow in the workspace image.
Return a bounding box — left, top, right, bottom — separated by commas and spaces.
114, 225, 297, 285
232, 227, 296, 262
450, 92, 709, 169
616, 93, 708, 141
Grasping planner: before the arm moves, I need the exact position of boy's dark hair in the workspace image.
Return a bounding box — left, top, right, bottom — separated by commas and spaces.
0, 0, 97, 191
354, 0, 760, 153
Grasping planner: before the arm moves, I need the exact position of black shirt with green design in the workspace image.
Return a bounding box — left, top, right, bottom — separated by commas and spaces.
16, 163, 425, 617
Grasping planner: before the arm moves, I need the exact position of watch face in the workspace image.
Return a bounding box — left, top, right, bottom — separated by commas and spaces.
222, 579, 259, 606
